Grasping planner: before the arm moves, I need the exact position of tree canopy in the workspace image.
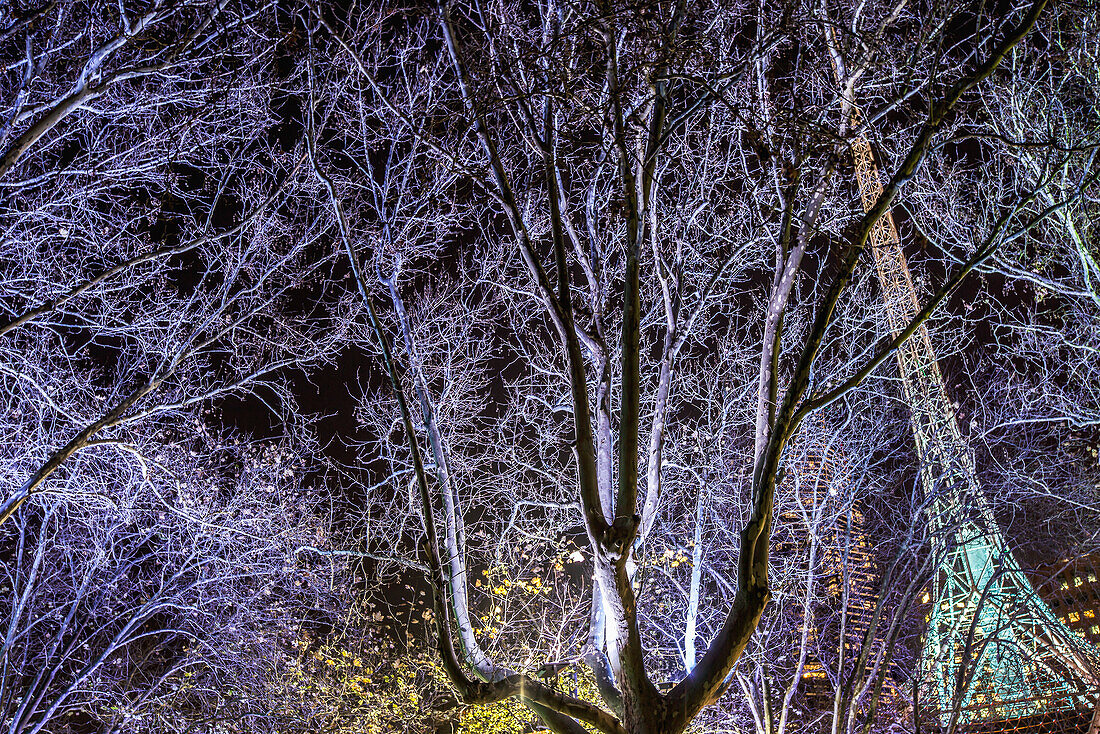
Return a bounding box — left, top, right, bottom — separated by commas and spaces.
1, 1, 1098, 733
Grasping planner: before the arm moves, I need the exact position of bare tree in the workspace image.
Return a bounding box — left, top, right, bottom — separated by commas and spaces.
0, 0, 355, 524
0, 428, 334, 734
0, 4, 365, 731
293, 1, 1094, 732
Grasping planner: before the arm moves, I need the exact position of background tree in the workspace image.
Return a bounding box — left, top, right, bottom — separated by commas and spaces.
0, 2, 364, 732
0, 0, 351, 521
0, 426, 340, 734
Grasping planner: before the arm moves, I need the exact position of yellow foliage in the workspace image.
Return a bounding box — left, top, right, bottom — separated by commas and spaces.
456, 665, 607, 734
266, 630, 447, 734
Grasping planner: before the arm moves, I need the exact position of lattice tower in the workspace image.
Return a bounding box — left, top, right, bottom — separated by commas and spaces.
845, 112, 1100, 727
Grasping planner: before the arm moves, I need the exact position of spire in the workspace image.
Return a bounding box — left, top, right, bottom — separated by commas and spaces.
845, 115, 1100, 726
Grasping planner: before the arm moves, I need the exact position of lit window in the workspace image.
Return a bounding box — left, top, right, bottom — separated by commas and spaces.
1068, 612, 1081, 622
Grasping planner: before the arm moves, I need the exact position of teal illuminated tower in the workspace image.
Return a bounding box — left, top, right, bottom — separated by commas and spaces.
848, 124, 1100, 727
